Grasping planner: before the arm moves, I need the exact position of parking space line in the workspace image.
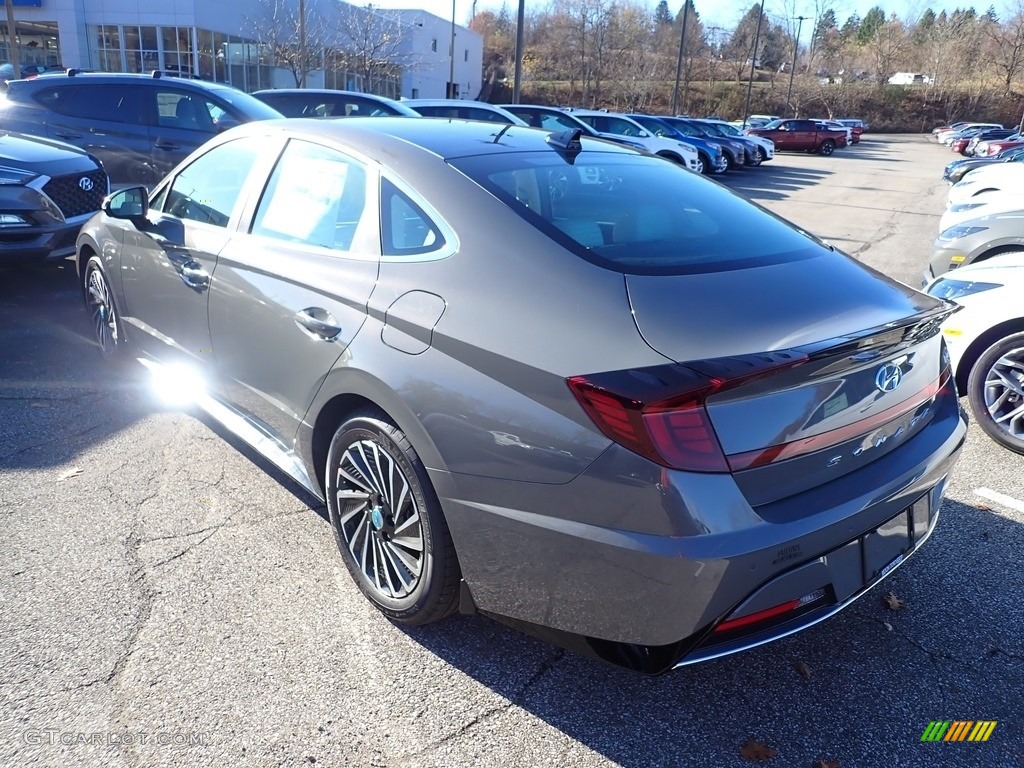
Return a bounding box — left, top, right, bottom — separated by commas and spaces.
974, 487, 1024, 514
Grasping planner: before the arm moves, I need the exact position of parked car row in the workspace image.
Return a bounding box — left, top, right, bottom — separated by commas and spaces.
926, 140, 1024, 457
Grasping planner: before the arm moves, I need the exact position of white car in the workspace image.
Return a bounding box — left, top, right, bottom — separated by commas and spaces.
939, 193, 1024, 232
401, 99, 528, 125
927, 254, 1024, 454
948, 164, 1024, 206
568, 109, 702, 172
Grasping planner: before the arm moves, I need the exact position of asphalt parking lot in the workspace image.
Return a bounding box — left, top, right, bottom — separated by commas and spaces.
2, 134, 1022, 768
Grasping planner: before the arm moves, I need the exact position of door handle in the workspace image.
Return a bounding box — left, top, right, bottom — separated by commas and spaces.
179, 264, 210, 290
54, 130, 82, 139
295, 308, 342, 341
166, 251, 209, 290
155, 140, 179, 150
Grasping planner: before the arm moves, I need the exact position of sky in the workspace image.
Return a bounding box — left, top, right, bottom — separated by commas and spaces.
364, 0, 992, 35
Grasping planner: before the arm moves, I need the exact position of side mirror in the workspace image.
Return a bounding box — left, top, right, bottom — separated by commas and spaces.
103, 186, 149, 221
214, 116, 241, 133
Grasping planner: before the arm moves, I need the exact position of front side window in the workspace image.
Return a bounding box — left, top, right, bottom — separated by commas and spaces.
251, 139, 368, 253
450, 151, 823, 275
165, 137, 263, 227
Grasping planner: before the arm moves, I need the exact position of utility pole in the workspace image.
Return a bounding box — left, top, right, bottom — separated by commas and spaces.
786, 15, 807, 117
448, 0, 456, 97
671, 1, 690, 116
741, 0, 766, 128
5, 0, 18, 77
298, 0, 306, 87
512, 0, 525, 103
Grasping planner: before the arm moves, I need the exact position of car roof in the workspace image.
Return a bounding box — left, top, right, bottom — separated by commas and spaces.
10, 70, 239, 94
225, 116, 637, 161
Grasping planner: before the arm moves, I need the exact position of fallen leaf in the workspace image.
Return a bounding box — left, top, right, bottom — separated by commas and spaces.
59, 467, 84, 481
976, 503, 992, 511
883, 621, 893, 632
815, 760, 840, 768
740, 738, 778, 761
883, 591, 907, 611
793, 660, 812, 680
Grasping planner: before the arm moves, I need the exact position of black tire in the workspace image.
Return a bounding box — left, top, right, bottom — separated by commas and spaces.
82, 255, 126, 361
967, 332, 1024, 455
819, 140, 836, 156
725, 151, 740, 170
697, 152, 712, 175
758, 147, 768, 162
748, 150, 762, 167
325, 409, 460, 625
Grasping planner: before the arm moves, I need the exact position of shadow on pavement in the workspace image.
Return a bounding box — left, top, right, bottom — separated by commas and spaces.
400, 498, 1024, 766
0, 261, 160, 471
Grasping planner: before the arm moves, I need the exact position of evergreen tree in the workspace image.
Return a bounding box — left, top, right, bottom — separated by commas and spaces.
841, 13, 861, 41
654, 0, 673, 27
858, 6, 886, 44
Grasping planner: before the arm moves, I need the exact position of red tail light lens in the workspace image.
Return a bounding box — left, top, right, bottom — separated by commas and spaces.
567, 354, 806, 473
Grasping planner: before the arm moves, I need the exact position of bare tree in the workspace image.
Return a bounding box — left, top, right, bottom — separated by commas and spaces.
330, 4, 416, 95
245, 0, 331, 87
986, 8, 1024, 95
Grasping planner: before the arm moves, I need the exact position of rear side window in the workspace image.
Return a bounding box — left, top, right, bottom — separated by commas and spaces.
381, 179, 444, 256
251, 139, 368, 252
450, 151, 823, 275
35, 84, 145, 123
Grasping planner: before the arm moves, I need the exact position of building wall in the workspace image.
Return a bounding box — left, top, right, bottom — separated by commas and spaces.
4, 0, 482, 99
395, 10, 482, 100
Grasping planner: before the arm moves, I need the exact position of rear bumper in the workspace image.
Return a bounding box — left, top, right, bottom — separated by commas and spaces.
434, 389, 966, 672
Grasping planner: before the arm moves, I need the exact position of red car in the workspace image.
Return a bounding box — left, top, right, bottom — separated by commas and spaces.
747, 118, 847, 155
951, 136, 972, 154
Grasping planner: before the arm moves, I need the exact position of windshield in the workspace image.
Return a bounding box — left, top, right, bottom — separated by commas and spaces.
208, 87, 283, 120
762, 119, 783, 129
449, 150, 823, 275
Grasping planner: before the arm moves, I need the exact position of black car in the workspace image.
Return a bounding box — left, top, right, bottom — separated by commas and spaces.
0, 71, 281, 187
252, 89, 418, 118
943, 145, 1024, 184
0, 131, 107, 263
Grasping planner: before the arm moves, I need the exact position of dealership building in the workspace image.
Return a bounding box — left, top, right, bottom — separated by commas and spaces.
0, 0, 482, 98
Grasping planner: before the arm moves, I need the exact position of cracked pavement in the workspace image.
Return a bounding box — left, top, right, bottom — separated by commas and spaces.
1, 137, 1022, 768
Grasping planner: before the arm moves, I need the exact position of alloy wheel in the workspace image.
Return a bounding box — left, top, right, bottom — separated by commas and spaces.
334, 438, 424, 599
981, 346, 1024, 441
85, 262, 120, 358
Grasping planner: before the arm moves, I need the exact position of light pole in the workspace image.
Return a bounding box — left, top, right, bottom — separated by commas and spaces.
786, 15, 807, 117
741, 0, 766, 128
671, 1, 690, 115
298, 0, 306, 88
512, 0, 525, 103
4, 0, 18, 77
448, 0, 456, 97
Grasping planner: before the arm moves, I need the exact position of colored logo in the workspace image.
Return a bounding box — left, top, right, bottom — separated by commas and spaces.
920, 721, 997, 742
875, 363, 903, 393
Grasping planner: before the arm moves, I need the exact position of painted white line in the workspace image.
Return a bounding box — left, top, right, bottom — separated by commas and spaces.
974, 487, 1024, 515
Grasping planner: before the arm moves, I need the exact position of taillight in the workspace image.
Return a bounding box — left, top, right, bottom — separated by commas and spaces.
567, 353, 806, 473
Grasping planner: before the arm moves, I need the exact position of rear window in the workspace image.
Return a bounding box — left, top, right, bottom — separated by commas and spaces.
449, 151, 823, 275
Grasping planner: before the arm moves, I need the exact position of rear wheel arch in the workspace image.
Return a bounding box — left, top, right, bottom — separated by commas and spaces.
310, 384, 446, 499
955, 317, 1024, 393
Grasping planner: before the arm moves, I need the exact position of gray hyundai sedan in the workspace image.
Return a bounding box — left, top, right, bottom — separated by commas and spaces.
76, 118, 966, 674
